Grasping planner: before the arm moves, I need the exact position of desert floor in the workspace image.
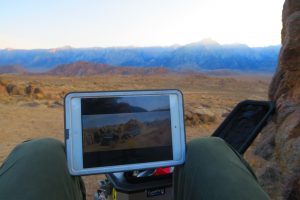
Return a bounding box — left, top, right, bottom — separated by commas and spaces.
0, 74, 271, 199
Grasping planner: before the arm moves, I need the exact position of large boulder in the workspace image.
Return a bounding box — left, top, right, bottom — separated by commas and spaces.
254, 0, 300, 199
6, 84, 20, 95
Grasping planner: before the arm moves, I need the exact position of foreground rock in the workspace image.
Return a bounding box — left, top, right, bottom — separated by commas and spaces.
0, 79, 7, 96
254, 0, 300, 199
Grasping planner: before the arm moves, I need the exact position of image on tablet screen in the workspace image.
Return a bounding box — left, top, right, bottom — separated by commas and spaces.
81, 95, 173, 168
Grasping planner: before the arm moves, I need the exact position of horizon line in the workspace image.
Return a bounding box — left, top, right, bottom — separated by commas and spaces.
0, 41, 281, 51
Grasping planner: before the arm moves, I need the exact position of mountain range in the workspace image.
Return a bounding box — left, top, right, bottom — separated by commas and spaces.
0, 39, 280, 73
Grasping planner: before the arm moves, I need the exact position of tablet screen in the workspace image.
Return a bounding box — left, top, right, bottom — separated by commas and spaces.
81, 95, 173, 168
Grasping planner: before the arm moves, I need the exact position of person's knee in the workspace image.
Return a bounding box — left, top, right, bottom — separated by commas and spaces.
1, 138, 66, 179
29, 137, 64, 148
0, 138, 85, 200
185, 137, 231, 163
12, 138, 65, 162
188, 137, 226, 152
20, 137, 63, 150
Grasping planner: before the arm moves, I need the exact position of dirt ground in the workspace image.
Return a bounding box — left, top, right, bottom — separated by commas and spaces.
0, 74, 270, 199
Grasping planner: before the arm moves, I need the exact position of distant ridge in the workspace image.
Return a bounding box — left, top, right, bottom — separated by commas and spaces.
0, 65, 28, 74
47, 61, 170, 76
0, 40, 280, 73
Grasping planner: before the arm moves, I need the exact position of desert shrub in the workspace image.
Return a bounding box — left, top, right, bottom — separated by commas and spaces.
48, 101, 63, 108
59, 90, 67, 98
33, 87, 43, 94
44, 93, 52, 99
21, 102, 40, 108
33, 93, 45, 100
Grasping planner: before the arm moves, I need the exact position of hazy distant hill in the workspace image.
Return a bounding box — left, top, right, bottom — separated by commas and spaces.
48, 61, 169, 76
0, 65, 28, 74
0, 40, 280, 73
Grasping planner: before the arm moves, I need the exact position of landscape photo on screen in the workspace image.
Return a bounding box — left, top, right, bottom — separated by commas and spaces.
81, 95, 172, 153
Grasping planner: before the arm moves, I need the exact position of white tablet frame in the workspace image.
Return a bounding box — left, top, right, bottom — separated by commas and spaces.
64, 90, 186, 175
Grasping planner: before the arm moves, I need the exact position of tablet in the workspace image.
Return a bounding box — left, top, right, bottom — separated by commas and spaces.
64, 90, 186, 175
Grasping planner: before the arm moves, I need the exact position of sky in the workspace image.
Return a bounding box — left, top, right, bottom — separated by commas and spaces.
116, 96, 170, 112
0, 0, 284, 49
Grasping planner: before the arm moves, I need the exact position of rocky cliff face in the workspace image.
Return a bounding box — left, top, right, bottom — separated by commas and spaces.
254, 0, 300, 199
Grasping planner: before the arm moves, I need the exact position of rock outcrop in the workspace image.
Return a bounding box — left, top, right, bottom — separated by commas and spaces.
6, 84, 20, 95
0, 79, 7, 96
185, 105, 217, 126
254, 0, 300, 199
32, 87, 45, 99
0, 65, 27, 74
48, 61, 170, 76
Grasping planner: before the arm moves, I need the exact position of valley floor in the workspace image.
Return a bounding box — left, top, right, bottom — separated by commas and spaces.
0, 74, 271, 199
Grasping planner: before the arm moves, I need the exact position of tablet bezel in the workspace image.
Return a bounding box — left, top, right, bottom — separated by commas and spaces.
64, 90, 186, 175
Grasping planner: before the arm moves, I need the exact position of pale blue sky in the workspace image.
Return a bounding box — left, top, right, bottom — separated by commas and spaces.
0, 0, 284, 49
116, 96, 170, 112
